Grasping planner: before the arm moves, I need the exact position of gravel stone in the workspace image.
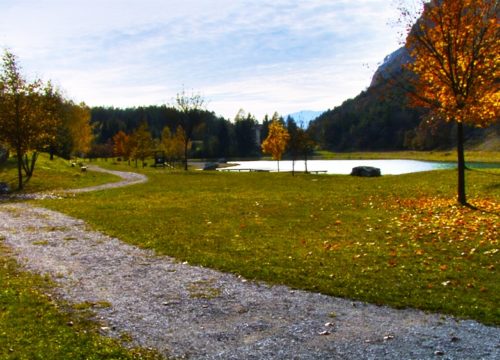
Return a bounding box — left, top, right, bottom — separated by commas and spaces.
0, 167, 498, 359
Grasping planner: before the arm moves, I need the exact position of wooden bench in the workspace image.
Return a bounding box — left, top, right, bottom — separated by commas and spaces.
220, 168, 270, 173
289, 170, 327, 174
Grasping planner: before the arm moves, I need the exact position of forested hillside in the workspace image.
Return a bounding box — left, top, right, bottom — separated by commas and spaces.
308, 82, 424, 151
307, 46, 497, 151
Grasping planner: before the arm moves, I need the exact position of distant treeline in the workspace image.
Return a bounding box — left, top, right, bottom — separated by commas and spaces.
90, 106, 267, 159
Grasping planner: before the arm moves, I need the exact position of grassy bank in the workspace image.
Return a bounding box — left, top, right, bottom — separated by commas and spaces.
37, 161, 499, 325
315, 150, 500, 163
0, 154, 120, 194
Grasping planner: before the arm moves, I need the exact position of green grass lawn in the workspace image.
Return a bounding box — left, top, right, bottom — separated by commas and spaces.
36, 159, 500, 325
0, 154, 120, 194
316, 150, 500, 163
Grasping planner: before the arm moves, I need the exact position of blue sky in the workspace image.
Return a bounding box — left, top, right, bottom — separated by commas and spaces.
0, 0, 405, 120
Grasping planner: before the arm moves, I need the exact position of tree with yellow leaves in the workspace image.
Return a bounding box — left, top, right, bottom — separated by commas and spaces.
261, 115, 290, 172
43, 100, 93, 161
399, 0, 499, 205
159, 125, 187, 167
45, 100, 93, 160
130, 121, 154, 168
0, 51, 61, 189
66, 102, 93, 157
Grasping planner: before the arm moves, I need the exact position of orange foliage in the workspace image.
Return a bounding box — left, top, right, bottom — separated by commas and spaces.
112, 130, 129, 158
386, 196, 498, 245
404, 0, 499, 127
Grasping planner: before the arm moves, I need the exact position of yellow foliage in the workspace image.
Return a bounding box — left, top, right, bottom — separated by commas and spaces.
261, 120, 290, 161
405, 0, 499, 127
65, 102, 93, 155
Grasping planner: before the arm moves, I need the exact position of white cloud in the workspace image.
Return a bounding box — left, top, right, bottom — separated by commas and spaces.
0, 0, 404, 119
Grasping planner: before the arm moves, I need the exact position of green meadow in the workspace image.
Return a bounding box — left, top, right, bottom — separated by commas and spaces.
316, 150, 500, 163
0, 154, 120, 194
35, 155, 499, 325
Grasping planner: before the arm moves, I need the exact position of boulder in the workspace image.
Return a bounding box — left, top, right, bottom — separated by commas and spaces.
0, 182, 10, 194
350, 166, 381, 177
203, 162, 219, 171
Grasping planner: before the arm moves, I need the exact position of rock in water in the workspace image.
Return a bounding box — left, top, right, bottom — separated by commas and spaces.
350, 166, 381, 177
203, 162, 218, 171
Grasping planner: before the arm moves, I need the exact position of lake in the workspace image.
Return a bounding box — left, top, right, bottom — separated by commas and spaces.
220, 159, 456, 175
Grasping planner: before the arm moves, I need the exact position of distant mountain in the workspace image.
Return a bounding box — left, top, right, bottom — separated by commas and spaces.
307, 45, 433, 151
286, 110, 324, 127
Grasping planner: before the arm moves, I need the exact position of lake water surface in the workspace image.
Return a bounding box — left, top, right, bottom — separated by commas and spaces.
221, 159, 456, 175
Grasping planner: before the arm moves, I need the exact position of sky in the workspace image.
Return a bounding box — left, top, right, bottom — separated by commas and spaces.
0, 0, 406, 120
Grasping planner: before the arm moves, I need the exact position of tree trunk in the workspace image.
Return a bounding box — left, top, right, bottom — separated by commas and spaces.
22, 152, 38, 180
16, 146, 23, 190
15, 96, 23, 190
184, 141, 188, 171
457, 122, 467, 205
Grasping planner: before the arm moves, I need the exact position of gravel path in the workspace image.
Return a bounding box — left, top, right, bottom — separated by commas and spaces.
0, 168, 498, 359
67, 165, 148, 193
0, 165, 148, 201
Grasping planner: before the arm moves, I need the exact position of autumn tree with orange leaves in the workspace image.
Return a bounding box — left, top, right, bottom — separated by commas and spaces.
261, 116, 290, 172
0, 51, 61, 189
399, 0, 499, 205
112, 130, 129, 159
158, 125, 187, 166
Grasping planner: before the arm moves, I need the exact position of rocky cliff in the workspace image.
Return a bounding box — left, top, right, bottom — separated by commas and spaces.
370, 47, 412, 88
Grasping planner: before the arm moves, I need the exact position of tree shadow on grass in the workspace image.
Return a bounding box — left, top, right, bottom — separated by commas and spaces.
465, 200, 499, 216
